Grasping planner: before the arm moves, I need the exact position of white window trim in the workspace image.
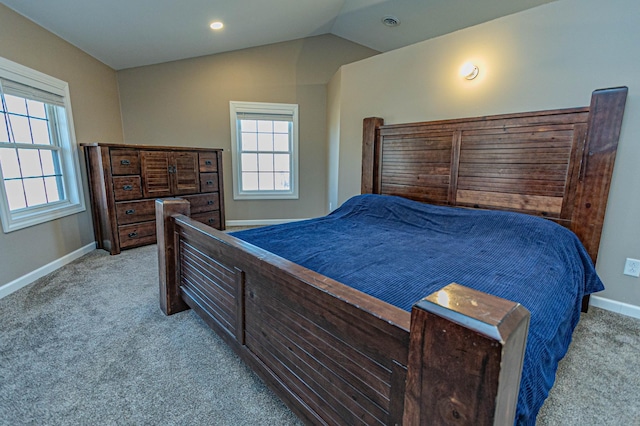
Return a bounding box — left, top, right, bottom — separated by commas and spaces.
229, 101, 299, 200
0, 56, 85, 232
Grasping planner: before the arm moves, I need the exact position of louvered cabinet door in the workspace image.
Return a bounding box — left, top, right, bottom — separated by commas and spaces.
172, 152, 200, 195
141, 151, 172, 198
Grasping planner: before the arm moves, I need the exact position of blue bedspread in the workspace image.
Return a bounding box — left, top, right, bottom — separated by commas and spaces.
231, 194, 604, 425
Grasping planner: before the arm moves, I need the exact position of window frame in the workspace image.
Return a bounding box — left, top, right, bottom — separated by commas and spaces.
229, 101, 299, 200
0, 56, 85, 233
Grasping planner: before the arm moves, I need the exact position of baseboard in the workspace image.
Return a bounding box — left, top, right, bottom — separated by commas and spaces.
590, 295, 640, 320
226, 218, 309, 227
0, 242, 96, 299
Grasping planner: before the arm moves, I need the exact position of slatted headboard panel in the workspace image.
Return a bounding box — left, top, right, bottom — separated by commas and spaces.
362, 87, 627, 265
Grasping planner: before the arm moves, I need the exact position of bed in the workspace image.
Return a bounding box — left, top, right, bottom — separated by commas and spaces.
156, 87, 627, 425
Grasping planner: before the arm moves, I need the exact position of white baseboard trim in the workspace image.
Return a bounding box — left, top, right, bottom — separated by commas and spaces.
590, 295, 640, 320
0, 242, 96, 300
226, 218, 310, 227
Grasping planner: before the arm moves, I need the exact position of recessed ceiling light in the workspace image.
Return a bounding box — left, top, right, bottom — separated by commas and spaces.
210, 21, 224, 30
381, 16, 400, 27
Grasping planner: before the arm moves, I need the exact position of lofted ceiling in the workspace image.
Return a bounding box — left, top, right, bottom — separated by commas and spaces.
1, 0, 555, 70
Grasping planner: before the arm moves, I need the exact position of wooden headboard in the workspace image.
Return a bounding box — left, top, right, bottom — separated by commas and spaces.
361, 87, 627, 265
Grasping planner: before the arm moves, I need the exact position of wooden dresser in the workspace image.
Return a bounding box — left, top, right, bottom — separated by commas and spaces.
82, 143, 225, 254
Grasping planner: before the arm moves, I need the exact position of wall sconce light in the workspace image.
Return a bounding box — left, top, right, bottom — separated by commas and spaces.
460, 62, 479, 80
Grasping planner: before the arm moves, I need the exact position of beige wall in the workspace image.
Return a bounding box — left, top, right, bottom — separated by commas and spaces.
0, 4, 124, 286
117, 34, 378, 221
330, 0, 640, 308
327, 67, 342, 212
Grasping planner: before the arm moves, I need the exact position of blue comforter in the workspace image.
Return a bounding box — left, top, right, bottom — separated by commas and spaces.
231, 194, 604, 425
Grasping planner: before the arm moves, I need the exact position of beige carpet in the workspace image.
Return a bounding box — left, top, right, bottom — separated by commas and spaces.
1, 244, 639, 425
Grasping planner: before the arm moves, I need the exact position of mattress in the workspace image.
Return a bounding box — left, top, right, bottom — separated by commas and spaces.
232, 194, 603, 424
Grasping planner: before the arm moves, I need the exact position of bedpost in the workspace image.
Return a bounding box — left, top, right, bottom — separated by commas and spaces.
572, 86, 627, 265
573, 87, 627, 312
156, 198, 190, 315
361, 117, 384, 194
403, 283, 530, 425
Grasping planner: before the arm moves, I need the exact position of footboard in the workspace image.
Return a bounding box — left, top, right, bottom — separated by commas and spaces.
156, 199, 530, 425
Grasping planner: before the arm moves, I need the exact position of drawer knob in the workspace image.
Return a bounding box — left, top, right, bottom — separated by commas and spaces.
207, 200, 214, 205
120, 159, 130, 165
206, 180, 213, 185
128, 232, 138, 238
208, 218, 215, 224
125, 209, 135, 215
123, 185, 133, 191
205, 160, 212, 165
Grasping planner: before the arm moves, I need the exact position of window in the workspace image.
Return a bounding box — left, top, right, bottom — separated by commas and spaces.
230, 101, 299, 200
0, 57, 85, 232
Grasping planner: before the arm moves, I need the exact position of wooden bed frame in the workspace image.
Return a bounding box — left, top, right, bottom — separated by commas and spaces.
156, 87, 626, 425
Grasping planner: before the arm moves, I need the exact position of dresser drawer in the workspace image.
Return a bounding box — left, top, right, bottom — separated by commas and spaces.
184, 193, 220, 214
113, 176, 142, 201
118, 221, 156, 249
191, 211, 221, 229
115, 199, 156, 225
111, 149, 141, 175
199, 172, 219, 192
199, 152, 218, 172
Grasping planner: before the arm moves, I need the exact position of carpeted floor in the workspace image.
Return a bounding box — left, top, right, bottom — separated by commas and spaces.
0, 244, 639, 425
537, 305, 640, 426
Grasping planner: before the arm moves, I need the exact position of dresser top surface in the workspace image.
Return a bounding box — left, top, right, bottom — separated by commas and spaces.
81, 142, 223, 152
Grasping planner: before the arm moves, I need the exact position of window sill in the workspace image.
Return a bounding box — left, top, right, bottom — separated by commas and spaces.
233, 191, 299, 201
1, 201, 85, 233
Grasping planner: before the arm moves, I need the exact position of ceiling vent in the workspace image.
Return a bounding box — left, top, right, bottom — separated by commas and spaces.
381, 16, 400, 27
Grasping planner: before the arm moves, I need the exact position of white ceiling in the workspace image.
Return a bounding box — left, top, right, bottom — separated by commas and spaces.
1, 0, 555, 70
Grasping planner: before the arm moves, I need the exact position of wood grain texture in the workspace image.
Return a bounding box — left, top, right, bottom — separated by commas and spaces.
157, 208, 531, 426
216, 149, 226, 230
141, 151, 173, 198
172, 152, 200, 195
199, 152, 219, 172
183, 193, 220, 214
112, 176, 142, 201
190, 211, 221, 228
82, 143, 224, 254
180, 239, 238, 337
115, 199, 156, 225
118, 221, 156, 249
160, 211, 411, 425
109, 149, 140, 175
403, 284, 529, 426
156, 198, 190, 315
366, 88, 627, 265
456, 190, 563, 214
199, 172, 219, 192
362, 117, 384, 194
83, 145, 118, 253
570, 87, 628, 264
